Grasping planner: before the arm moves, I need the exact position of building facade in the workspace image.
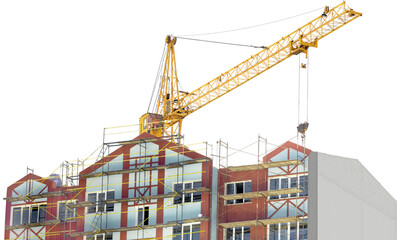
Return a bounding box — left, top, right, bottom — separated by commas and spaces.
217, 141, 309, 240
4, 133, 397, 239
4, 133, 213, 240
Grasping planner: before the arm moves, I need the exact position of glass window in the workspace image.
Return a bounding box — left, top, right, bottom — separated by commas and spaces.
225, 181, 251, 204
174, 183, 183, 204
299, 221, 308, 240
38, 205, 46, 223
226, 227, 250, 240
280, 223, 288, 240
183, 225, 191, 240
243, 227, 250, 240
22, 207, 29, 225
59, 202, 76, 222
106, 191, 115, 212
184, 183, 192, 203
226, 183, 235, 195
193, 182, 202, 202
30, 206, 38, 223
281, 178, 289, 198
290, 222, 297, 240
172, 225, 182, 240
299, 176, 308, 196
226, 228, 233, 240
269, 224, 278, 240
235, 227, 242, 240
173, 224, 200, 240
270, 178, 279, 200
85, 234, 112, 240
87, 191, 115, 214
87, 193, 97, 214
290, 177, 297, 197
98, 192, 106, 212
174, 181, 202, 204
191, 224, 200, 240
245, 182, 251, 203
12, 207, 21, 226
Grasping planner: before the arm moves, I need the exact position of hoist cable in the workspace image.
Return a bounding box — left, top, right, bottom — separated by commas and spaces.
298, 54, 301, 125
307, 53, 310, 122
174, 36, 266, 49
147, 43, 167, 113
177, 7, 323, 37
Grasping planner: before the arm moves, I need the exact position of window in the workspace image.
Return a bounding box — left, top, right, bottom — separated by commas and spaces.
137, 206, 149, 226
12, 207, 21, 226
87, 191, 115, 214
299, 221, 307, 240
270, 178, 279, 199
269, 224, 278, 240
268, 175, 308, 199
173, 181, 202, 204
299, 176, 308, 197
267, 220, 307, 240
225, 181, 251, 204
12, 205, 47, 226
290, 222, 297, 240
172, 223, 200, 240
280, 178, 289, 198
85, 233, 112, 240
226, 226, 250, 240
58, 201, 76, 222
22, 207, 29, 224
290, 177, 297, 198
280, 223, 288, 240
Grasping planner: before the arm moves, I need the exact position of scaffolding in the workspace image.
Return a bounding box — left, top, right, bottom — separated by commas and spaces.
4, 125, 212, 240
215, 136, 309, 239
4, 124, 309, 240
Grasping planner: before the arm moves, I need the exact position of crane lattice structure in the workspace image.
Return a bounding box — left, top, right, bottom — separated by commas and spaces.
140, 1, 361, 140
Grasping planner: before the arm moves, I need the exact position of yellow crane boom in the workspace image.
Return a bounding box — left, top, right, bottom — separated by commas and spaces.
140, 2, 361, 139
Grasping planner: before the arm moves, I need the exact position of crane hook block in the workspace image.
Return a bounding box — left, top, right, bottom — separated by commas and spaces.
324, 6, 330, 15
297, 121, 309, 135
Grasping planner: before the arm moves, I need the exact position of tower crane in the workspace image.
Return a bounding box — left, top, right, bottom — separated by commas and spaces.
139, 2, 361, 140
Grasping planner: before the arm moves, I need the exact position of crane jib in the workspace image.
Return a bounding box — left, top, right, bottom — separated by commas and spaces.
139, 2, 362, 140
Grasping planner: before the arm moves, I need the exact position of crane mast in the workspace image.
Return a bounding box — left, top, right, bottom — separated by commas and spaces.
139, 2, 361, 140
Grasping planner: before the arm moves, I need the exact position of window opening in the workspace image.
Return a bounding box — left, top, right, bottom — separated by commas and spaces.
299, 176, 308, 196
85, 233, 112, 240
172, 223, 201, 240
268, 175, 308, 199
225, 181, 251, 204
173, 181, 202, 204
225, 226, 250, 240
137, 206, 149, 226
12, 207, 21, 226
58, 202, 76, 222
30, 206, 38, 223
12, 204, 47, 226
22, 207, 29, 225
86, 191, 115, 214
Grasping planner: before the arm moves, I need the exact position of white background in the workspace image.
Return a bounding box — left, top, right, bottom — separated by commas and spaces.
1, 0, 396, 238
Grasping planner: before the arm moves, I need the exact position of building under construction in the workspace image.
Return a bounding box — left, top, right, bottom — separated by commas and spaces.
4, 132, 397, 240
4, 2, 397, 240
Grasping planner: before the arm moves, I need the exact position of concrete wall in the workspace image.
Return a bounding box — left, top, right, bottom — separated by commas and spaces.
309, 152, 397, 240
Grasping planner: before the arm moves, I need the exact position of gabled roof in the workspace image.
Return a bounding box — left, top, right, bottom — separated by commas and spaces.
263, 141, 311, 162
6, 173, 56, 198
80, 132, 208, 175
